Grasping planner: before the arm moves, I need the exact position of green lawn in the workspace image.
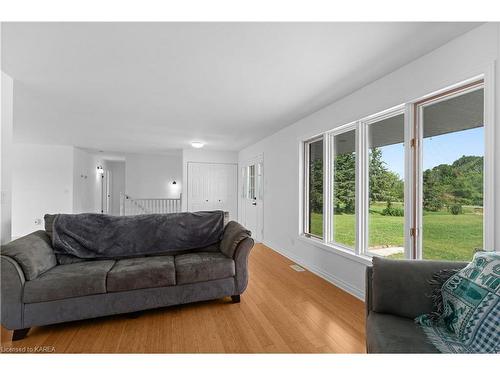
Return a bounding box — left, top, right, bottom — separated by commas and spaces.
310, 203, 483, 261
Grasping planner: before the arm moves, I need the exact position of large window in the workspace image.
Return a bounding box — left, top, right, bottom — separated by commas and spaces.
301, 79, 491, 262
304, 137, 324, 238
416, 84, 485, 261
366, 113, 405, 258
331, 128, 356, 249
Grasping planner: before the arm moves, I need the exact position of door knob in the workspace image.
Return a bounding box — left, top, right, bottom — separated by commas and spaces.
252, 202, 257, 206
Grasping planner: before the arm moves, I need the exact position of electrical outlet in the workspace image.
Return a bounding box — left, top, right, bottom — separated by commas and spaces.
34, 218, 42, 226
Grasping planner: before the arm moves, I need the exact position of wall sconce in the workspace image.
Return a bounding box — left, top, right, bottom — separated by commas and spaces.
97, 165, 104, 175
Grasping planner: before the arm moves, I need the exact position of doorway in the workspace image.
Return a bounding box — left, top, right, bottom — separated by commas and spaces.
100, 169, 111, 214
241, 155, 264, 242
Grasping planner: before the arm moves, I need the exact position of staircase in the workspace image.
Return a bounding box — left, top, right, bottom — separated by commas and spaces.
120, 193, 182, 215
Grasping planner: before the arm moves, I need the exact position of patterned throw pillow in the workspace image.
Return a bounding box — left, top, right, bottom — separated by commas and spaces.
416, 251, 500, 353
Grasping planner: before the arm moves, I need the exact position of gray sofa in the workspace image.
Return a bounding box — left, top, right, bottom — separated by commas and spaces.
1, 218, 254, 341
365, 257, 468, 353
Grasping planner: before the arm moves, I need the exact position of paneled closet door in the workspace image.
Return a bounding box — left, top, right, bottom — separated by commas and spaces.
187, 162, 238, 220
187, 163, 211, 212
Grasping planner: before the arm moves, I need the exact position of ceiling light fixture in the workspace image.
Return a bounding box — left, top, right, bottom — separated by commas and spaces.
191, 141, 204, 149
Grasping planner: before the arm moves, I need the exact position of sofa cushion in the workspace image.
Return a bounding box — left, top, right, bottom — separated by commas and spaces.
371, 257, 469, 319
366, 312, 439, 353
1, 231, 57, 280
175, 252, 235, 285
220, 221, 251, 258
56, 253, 88, 265
23, 260, 115, 303
107, 256, 176, 292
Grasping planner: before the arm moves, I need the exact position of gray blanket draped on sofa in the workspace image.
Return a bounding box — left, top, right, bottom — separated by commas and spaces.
52, 211, 225, 259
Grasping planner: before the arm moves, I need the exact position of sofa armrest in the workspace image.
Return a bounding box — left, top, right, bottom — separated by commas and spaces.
1, 255, 26, 330
0, 230, 57, 280
370, 257, 469, 319
233, 237, 255, 294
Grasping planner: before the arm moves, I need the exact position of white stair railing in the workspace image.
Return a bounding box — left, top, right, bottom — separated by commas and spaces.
120, 193, 182, 215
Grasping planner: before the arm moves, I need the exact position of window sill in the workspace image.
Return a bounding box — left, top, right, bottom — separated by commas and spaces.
297, 235, 373, 266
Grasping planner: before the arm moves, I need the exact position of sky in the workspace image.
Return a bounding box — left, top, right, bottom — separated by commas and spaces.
380, 126, 484, 178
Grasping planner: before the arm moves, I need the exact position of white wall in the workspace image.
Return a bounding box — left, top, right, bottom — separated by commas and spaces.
12, 144, 74, 238
73, 147, 102, 214
1, 72, 14, 244
10, 145, 181, 230
239, 23, 500, 300
107, 160, 126, 215
125, 152, 182, 199
181, 149, 238, 212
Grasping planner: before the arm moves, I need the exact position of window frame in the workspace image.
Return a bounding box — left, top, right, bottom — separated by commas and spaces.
303, 135, 324, 240
300, 73, 495, 264
359, 106, 408, 258
413, 78, 492, 259
325, 122, 358, 253
248, 164, 256, 200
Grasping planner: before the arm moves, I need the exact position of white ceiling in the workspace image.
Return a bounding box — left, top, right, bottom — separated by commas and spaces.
1, 22, 480, 153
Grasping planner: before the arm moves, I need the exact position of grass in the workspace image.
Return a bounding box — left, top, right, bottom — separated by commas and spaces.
310, 202, 483, 261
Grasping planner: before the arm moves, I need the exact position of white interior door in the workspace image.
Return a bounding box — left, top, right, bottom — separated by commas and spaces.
241, 157, 263, 242
187, 162, 238, 220
101, 170, 111, 214
187, 163, 210, 212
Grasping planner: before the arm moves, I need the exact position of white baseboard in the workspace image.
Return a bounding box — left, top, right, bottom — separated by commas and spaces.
262, 240, 365, 301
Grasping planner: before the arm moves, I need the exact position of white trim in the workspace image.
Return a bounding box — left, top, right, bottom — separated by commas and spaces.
301, 135, 324, 239
302, 138, 312, 237
327, 120, 358, 136
298, 140, 306, 238
415, 102, 424, 259
483, 63, 495, 251
356, 120, 366, 257
297, 235, 372, 267
324, 130, 333, 243
359, 103, 406, 124
359, 105, 406, 257
326, 121, 357, 251
403, 103, 414, 259
266, 239, 366, 301
410, 73, 485, 105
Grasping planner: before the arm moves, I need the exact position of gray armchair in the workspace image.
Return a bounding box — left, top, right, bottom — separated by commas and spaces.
365, 257, 468, 353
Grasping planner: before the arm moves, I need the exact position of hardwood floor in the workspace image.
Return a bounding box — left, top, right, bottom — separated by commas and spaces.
0, 244, 366, 353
